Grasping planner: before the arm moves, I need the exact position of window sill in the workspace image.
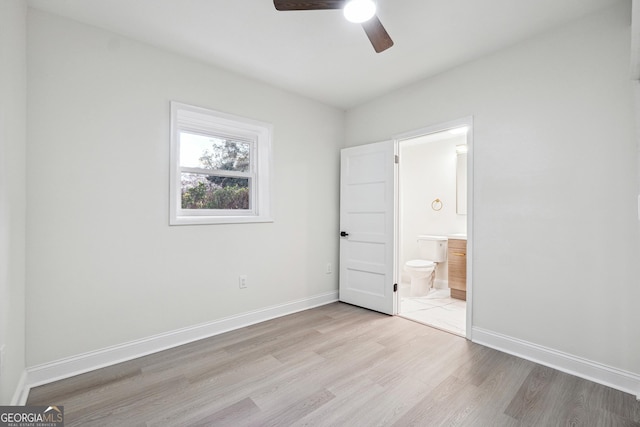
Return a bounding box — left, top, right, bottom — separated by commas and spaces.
170, 215, 274, 226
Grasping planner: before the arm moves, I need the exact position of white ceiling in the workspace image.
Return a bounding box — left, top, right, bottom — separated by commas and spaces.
28, 0, 622, 109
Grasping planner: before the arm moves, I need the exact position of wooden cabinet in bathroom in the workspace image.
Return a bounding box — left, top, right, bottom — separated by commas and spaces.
448, 238, 467, 301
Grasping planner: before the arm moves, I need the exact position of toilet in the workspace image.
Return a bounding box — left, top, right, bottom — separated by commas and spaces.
404, 235, 447, 296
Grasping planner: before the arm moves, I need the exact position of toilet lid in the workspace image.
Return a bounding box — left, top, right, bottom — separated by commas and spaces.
406, 260, 435, 268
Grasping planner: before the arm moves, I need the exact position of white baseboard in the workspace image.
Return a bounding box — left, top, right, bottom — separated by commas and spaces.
472, 326, 640, 399
24, 291, 338, 392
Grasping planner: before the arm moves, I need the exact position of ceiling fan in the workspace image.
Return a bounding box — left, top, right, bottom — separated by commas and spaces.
273, 0, 394, 53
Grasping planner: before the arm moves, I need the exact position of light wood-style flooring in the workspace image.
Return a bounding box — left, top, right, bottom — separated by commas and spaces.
27, 302, 640, 426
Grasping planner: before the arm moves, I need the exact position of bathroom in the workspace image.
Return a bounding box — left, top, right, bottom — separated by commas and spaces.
398, 127, 468, 336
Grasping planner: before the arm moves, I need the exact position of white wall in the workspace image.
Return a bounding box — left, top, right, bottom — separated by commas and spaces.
0, 0, 27, 403
399, 134, 467, 283
26, 10, 344, 366
347, 1, 640, 375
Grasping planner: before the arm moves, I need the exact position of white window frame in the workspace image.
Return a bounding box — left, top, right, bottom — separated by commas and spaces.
170, 102, 273, 225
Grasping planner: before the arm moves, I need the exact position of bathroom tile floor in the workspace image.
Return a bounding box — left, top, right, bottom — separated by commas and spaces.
399, 287, 466, 336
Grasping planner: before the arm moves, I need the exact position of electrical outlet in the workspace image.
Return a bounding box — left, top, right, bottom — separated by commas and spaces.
326, 263, 332, 274
239, 275, 247, 289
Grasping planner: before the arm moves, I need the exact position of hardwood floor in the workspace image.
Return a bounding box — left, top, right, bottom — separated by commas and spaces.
27, 302, 640, 426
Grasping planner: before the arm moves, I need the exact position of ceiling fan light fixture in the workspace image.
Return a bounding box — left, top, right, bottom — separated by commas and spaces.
343, 0, 376, 23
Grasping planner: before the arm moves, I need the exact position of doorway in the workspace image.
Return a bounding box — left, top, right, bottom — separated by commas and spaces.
395, 119, 472, 337
338, 118, 473, 339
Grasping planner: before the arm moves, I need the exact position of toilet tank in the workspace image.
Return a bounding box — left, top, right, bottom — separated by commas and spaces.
417, 235, 447, 262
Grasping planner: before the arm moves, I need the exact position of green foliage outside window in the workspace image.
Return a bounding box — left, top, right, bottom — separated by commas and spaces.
181, 140, 251, 210
182, 182, 249, 209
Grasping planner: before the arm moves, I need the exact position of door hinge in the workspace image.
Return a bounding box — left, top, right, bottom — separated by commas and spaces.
393, 283, 398, 292
394, 155, 399, 164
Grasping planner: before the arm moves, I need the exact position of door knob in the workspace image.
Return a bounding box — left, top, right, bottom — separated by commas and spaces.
340, 231, 349, 237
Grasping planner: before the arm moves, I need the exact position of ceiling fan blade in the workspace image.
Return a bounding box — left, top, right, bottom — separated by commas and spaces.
273, 0, 344, 11
361, 15, 394, 53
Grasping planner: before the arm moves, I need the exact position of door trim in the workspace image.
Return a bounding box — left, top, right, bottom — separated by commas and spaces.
393, 116, 474, 340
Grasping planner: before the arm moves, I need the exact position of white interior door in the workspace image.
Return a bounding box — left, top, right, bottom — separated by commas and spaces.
339, 141, 396, 315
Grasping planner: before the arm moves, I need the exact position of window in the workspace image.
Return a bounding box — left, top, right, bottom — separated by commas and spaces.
170, 102, 273, 225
